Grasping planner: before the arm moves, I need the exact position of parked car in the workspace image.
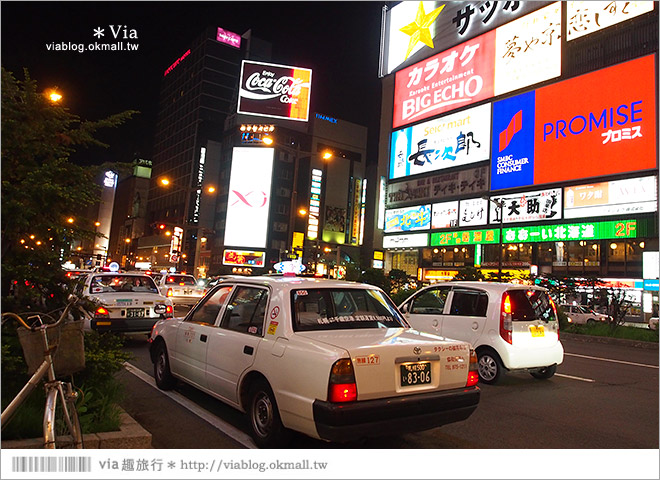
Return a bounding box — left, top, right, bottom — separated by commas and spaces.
155, 273, 206, 306
398, 281, 563, 384
149, 276, 480, 447
78, 273, 173, 333
649, 317, 659, 331
560, 304, 611, 325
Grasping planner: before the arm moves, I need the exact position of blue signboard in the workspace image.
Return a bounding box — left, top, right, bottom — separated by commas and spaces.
490, 91, 536, 190
385, 205, 431, 233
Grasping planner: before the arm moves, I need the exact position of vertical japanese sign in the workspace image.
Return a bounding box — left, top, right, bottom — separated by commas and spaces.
351, 179, 362, 243
307, 169, 323, 240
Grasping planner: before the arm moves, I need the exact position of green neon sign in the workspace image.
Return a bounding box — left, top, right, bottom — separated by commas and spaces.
430, 220, 638, 247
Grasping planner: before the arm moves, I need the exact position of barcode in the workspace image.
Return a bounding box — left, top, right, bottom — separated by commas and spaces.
12, 456, 91, 473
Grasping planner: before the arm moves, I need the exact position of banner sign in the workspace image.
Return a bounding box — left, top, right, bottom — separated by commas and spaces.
392, 3, 560, 128
567, 1, 655, 41
564, 175, 658, 219
491, 54, 657, 190
431, 200, 459, 229
385, 205, 431, 233
383, 233, 429, 249
390, 103, 491, 179
386, 165, 488, 208
223, 250, 266, 267
430, 219, 638, 246
459, 197, 488, 227
216, 27, 241, 48
489, 188, 562, 224
237, 60, 312, 122
380, 1, 552, 76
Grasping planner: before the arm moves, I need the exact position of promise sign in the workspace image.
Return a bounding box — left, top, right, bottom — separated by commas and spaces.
237, 60, 312, 122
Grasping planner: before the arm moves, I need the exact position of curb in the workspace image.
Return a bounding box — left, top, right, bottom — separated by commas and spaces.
561, 332, 659, 350
1, 409, 152, 449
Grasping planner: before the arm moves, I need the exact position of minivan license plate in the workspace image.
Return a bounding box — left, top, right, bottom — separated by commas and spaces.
529, 325, 545, 337
400, 362, 431, 387
126, 308, 145, 318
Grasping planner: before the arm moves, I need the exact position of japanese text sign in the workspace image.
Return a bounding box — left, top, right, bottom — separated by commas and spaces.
490, 188, 562, 224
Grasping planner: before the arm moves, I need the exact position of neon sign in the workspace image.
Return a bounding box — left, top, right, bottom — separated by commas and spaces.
164, 49, 191, 77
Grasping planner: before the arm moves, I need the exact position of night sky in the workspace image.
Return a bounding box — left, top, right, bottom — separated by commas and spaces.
1, 1, 384, 166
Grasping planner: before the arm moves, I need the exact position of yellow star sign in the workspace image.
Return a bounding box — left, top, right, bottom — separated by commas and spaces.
400, 2, 445, 60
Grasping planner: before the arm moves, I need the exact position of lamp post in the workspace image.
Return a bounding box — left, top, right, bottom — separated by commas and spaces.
157, 177, 216, 274
483, 196, 505, 282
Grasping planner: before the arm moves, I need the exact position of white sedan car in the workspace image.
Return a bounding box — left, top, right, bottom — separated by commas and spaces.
560, 304, 611, 325
79, 273, 173, 333
156, 273, 206, 306
149, 276, 480, 447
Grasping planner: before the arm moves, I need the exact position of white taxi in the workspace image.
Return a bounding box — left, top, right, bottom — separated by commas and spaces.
149, 275, 480, 448
156, 273, 206, 306
80, 273, 173, 333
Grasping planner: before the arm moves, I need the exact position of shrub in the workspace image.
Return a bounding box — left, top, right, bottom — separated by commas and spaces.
1, 327, 133, 440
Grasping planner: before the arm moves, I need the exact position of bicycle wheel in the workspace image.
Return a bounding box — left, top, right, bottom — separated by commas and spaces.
45, 382, 83, 449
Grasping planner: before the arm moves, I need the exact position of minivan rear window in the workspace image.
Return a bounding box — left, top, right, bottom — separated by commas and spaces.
507, 289, 556, 322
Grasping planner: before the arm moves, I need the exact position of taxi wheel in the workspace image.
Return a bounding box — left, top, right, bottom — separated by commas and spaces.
477, 349, 503, 384
153, 342, 176, 390
530, 364, 557, 380
248, 379, 291, 448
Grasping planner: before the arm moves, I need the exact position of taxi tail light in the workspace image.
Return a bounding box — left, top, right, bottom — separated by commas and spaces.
500, 292, 513, 344
466, 349, 479, 387
328, 359, 357, 403
95, 306, 110, 317
166, 288, 173, 297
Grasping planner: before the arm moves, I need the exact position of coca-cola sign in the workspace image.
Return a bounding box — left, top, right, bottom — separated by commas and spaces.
238, 60, 312, 122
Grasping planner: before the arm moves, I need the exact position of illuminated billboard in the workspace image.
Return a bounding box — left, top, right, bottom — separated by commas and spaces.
237, 60, 312, 122
430, 219, 638, 246
380, 1, 552, 76
390, 103, 491, 179
564, 175, 658, 219
384, 205, 431, 233
567, 1, 655, 41
224, 147, 274, 249
223, 250, 266, 268
392, 3, 561, 129
383, 233, 429, 249
489, 188, 562, 224
459, 197, 488, 227
216, 27, 241, 48
431, 200, 458, 229
491, 54, 657, 190
386, 166, 489, 208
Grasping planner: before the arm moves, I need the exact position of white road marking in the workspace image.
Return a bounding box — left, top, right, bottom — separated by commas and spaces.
565, 353, 659, 370
556, 373, 596, 383
123, 362, 257, 449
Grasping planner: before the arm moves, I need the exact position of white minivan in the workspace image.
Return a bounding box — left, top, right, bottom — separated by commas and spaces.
399, 281, 564, 384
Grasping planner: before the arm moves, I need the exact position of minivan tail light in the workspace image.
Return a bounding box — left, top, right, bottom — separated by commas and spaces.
466, 349, 479, 387
548, 296, 559, 340
328, 359, 357, 403
500, 293, 513, 344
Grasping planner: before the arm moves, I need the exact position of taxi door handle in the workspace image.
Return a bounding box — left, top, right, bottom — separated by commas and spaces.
471, 322, 479, 330
200, 334, 207, 342
243, 345, 254, 355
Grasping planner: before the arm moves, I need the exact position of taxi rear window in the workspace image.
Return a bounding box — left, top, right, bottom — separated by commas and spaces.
291, 288, 405, 331
90, 275, 159, 294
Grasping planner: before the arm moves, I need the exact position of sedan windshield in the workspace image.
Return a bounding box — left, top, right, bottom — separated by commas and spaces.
90, 275, 159, 294
291, 288, 406, 331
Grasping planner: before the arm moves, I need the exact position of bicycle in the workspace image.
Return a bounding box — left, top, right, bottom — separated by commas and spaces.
1, 296, 84, 449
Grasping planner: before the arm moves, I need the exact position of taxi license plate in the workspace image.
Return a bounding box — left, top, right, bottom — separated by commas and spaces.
529, 325, 545, 337
400, 362, 431, 387
126, 308, 145, 318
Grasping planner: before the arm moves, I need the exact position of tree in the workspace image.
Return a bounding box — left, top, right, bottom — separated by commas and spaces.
388, 269, 409, 293
452, 266, 486, 281
358, 268, 391, 294
1, 68, 137, 311
605, 287, 633, 332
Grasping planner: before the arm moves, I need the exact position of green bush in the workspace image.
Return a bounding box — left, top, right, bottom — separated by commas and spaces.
1, 328, 133, 440
562, 322, 658, 343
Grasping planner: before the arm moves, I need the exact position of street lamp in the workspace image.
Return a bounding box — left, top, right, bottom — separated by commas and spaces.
157, 177, 217, 273
483, 196, 505, 282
